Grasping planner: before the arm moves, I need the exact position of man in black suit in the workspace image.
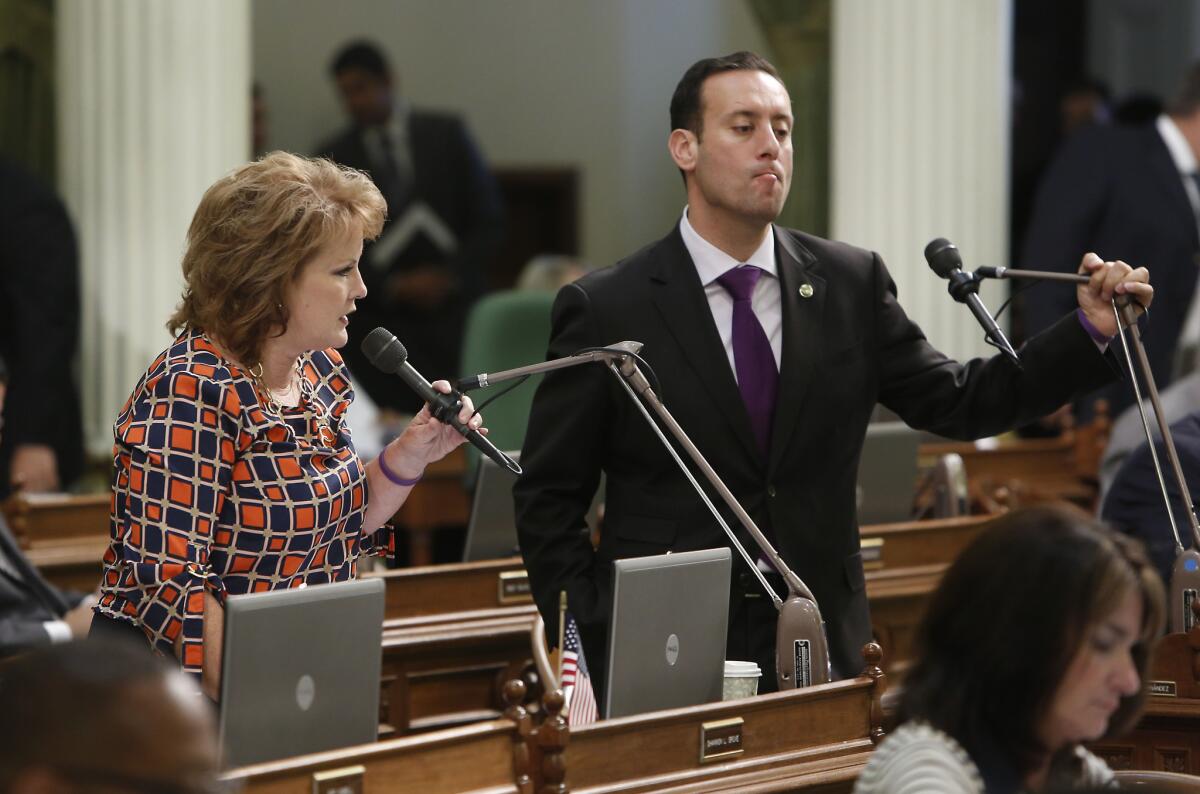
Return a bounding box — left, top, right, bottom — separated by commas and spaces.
0, 356, 94, 657
318, 41, 504, 413
0, 158, 85, 495
1021, 62, 1200, 418
514, 51, 1153, 696
1102, 411, 1200, 587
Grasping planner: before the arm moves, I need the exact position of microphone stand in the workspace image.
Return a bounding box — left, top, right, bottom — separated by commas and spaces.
459, 344, 832, 688
977, 267, 1200, 632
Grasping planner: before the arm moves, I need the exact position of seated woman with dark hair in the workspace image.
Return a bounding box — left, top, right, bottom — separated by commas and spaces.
855, 505, 1165, 793
91, 152, 486, 697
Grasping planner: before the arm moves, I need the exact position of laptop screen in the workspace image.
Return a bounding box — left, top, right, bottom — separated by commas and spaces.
604, 547, 731, 719
856, 421, 921, 525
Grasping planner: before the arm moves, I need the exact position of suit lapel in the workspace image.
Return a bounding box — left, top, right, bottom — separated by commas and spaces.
649, 228, 761, 463
769, 230, 824, 475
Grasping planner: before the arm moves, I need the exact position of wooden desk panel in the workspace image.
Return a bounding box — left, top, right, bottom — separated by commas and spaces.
563, 665, 883, 794
366, 556, 532, 624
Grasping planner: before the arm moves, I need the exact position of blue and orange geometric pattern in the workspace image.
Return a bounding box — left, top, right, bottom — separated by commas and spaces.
96, 330, 387, 674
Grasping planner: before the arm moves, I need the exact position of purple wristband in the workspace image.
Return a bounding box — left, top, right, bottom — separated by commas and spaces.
377, 452, 422, 487
1076, 307, 1112, 345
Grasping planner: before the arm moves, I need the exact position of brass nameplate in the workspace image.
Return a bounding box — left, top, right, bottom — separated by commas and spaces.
700, 717, 744, 763
498, 570, 533, 605
860, 537, 884, 571
312, 765, 365, 794
1149, 680, 1178, 697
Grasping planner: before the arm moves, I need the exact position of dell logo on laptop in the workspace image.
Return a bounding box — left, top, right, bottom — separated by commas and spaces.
295, 674, 316, 711
665, 633, 680, 666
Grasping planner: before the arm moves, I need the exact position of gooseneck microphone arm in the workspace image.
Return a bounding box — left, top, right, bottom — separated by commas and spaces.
455, 342, 832, 688
604, 354, 831, 688
969, 257, 1200, 632
455, 342, 645, 391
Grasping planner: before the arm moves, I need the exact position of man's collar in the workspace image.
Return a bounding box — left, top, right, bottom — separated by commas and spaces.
1157, 114, 1198, 174
679, 206, 777, 286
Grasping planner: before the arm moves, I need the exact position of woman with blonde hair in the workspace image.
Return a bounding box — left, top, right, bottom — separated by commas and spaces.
855, 505, 1165, 793
90, 152, 484, 696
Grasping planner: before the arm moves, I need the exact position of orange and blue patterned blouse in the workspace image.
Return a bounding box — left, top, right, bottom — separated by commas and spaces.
96, 330, 391, 673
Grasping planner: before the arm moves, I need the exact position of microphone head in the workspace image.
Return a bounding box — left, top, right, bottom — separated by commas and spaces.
924, 237, 963, 279
361, 327, 408, 373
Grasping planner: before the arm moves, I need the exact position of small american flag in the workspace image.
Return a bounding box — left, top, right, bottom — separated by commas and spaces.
561, 612, 598, 725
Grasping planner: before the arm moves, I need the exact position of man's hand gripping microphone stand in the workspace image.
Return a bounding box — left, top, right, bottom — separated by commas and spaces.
458, 343, 833, 689
972, 261, 1200, 633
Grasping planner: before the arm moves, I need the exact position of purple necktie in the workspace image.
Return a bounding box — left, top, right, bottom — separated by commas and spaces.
717, 265, 778, 456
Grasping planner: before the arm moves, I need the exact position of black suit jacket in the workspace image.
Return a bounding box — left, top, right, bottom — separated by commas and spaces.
0, 159, 85, 494
1021, 123, 1199, 416
1102, 412, 1200, 586
0, 513, 79, 656
318, 111, 504, 411
514, 224, 1116, 683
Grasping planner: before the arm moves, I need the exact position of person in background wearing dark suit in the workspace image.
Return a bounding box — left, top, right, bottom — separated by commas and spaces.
0, 639, 219, 794
0, 354, 96, 657
319, 40, 504, 415
514, 51, 1153, 698
1021, 61, 1200, 419
1101, 409, 1200, 587
0, 159, 85, 495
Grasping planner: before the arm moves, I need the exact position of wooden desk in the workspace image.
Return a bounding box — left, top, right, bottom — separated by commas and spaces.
380, 613, 540, 735
366, 556, 533, 625
1, 491, 109, 592
390, 446, 472, 566
225, 682, 540, 794
558, 644, 886, 793
919, 411, 1109, 511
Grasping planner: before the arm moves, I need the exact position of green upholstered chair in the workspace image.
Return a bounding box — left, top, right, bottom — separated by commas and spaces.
458, 289, 556, 479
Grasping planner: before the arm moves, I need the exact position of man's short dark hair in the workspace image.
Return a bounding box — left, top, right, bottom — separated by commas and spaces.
669, 51, 783, 138
330, 40, 391, 80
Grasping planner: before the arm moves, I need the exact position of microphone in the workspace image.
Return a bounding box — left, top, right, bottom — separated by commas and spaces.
924, 238, 1021, 367
360, 327, 522, 475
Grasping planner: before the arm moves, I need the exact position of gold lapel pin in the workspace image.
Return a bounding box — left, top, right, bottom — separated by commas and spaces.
798, 283, 814, 298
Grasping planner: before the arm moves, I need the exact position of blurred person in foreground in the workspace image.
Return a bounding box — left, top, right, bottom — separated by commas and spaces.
90, 152, 485, 698
855, 506, 1164, 793
0, 354, 95, 656
0, 639, 219, 793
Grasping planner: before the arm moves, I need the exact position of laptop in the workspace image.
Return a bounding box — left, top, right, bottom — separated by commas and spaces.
463, 451, 523, 561
218, 577, 385, 768
856, 421, 921, 525
604, 547, 731, 719
463, 452, 606, 561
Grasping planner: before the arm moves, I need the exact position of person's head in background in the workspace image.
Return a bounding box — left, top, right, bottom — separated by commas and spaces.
330, 40, 394, 129
1059, 77, 1111, 136
0, 639, 219, 793
515, 254, 591, 293
899, 505, 1165, 786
